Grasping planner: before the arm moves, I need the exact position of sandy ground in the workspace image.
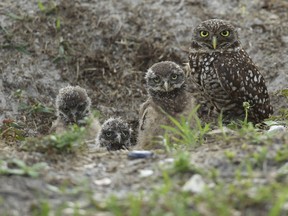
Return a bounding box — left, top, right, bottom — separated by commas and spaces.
0, 0, 288, 215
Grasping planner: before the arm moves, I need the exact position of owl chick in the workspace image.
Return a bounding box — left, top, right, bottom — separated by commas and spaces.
188, 19, 273, 124
96, 117, 132, 151
137, 61, 197, 149
50, 85, 96, 133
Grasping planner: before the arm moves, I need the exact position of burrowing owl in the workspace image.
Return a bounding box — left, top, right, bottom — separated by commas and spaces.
50, 85, 96, 133
96, 117, 132, 151
188, 19, 273, 123
137, 61, 197, 149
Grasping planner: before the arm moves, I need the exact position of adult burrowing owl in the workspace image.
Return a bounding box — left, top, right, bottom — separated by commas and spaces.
137, 61, 197, 149
96, 118, 132, 151
188, 19, 273, 123
50, 85, 99, 133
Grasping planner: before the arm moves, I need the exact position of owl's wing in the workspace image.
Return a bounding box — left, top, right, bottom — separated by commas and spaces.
213, 51, 272, 120
139, 99, 152, 131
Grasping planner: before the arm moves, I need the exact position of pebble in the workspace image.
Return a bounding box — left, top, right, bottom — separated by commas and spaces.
182, 174, 206, 194
139, 169, 154, 178
94, 178, 112, 186
267, 125, 287, 134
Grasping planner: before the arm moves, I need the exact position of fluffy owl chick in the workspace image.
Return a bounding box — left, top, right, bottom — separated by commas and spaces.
137, 61, 197, 149
96, 118, 132, 151
50, 85, 93, 133
188, 19, 273, 124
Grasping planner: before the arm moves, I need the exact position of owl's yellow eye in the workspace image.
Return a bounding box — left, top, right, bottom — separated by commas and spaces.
200, 31, 209, 37
221, 30, 230, 37
171, 74, 178, 80
153, 77, 160, 83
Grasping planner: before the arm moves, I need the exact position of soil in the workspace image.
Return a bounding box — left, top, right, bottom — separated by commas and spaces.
0, 0, 288, 215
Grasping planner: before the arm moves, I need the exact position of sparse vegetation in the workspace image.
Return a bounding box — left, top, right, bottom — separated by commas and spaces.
0, 119, 26, 142
0, 159, 46, 177
21, 124, 87, 153
0, 0, 287, 215
162, 107, 210, 148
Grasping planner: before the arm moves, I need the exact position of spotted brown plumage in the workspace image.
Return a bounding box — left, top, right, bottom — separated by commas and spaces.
188, 19, 273, 123
137, 61, 197, 149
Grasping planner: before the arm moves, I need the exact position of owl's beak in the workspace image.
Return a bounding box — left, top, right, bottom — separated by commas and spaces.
212, 36, 217, 49
163, 81, 169, 92
116, 133, 122, 143
71, 110, 77, 123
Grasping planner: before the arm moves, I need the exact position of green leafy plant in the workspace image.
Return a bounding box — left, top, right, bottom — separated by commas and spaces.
227, 101, 254, 130
0, 119, 25, 142
32, 201, 51, 216
52, 37, 71, 63
22, 124, 87, 153
55, 17, 61, 31
37, 1, 57, 15
173, 151, 192, 173
0, 159, 46, 177
278, 89, 288, 98
269, 186, 288, 216
19, 102, 54, 115
224, 150, 236, 161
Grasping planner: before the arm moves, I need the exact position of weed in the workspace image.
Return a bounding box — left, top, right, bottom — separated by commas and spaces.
243, 101, 251, 126
31, 201, 51, 216
106, 196, 125, 216
161, 106, 210, 148
19, 102, 54, 115
1, 42, 31, 55
278, 89, 288, 98
6, 12, 25, 21
0, 119, 26, 142
268, 184, 288, 216
52, 37, 71, 63
224, 150, 236, 161
22, 124, 87, 153
275, 145, 288, 163
172, 151, 193, 173
55, 17, 61, 31
0, 24, 31, 54
251, 147, 268, 167
13, 89, 23, 99
0, 159, 46, 177
37, 1, 58, 15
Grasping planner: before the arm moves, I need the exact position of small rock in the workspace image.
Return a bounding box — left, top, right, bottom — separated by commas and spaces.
282, 36, 288, 44
63, 208, 86, 215
207, 127, 235, 135
83, 163, 96, 169
46, 184, 60, 193
182, 174, 206, 194
282, 201, 288, 211
139, 169, 154, 178
158, 158, 174, 166
267, 125, 287, 134
277, 162, 288, 176
94, 178, 112, 186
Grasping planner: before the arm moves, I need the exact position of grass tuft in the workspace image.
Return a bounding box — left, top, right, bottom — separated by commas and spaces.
22, 124, 87, 153
0, 159, 46, 178
161, 106, 210, 148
